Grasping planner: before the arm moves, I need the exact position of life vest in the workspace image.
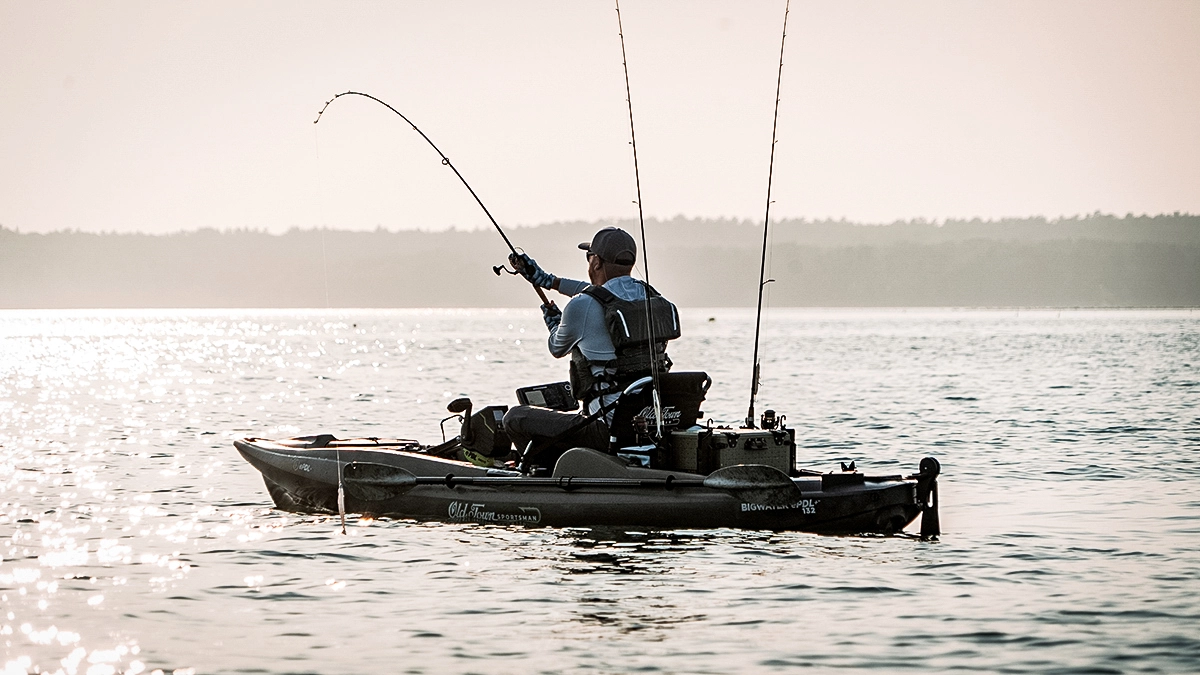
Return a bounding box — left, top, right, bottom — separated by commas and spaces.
568, 280, 681, 402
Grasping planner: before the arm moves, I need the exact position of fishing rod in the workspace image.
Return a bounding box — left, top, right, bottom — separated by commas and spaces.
314, 91, 550, 306
614, 0, 664, 436
746, 0, 791, 429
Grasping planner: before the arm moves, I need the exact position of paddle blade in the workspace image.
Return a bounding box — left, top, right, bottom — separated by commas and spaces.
703, 464, 802, 507
343, 462, 418, 502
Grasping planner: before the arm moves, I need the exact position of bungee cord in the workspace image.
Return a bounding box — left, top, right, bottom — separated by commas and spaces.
747, 0, 791, 429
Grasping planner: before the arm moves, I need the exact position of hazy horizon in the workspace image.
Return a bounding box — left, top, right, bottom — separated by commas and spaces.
4, 214, 1196, 308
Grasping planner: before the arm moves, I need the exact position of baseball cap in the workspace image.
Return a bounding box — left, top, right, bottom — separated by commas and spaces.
578, 227, 637, 265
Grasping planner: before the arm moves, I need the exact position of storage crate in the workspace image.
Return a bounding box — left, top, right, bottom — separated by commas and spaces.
667, 427, 795, 475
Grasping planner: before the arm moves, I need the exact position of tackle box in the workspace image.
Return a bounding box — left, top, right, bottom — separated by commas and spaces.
666, 426, 796, 475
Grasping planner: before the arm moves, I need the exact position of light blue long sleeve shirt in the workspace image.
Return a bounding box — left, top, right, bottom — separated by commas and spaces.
546, 275, 648, 416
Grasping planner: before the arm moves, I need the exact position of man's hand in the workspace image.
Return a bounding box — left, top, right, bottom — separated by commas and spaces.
541, 302, 562, 331
510, 253, 558, 289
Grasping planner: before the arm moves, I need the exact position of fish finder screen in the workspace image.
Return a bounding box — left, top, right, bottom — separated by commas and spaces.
515, 382, 578, 412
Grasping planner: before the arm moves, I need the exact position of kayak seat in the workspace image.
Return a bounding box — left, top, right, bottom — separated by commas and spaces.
607, 371, 711, 451
552, 447, 635, 479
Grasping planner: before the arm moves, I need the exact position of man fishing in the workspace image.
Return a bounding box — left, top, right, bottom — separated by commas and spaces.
503, 226, 680, 463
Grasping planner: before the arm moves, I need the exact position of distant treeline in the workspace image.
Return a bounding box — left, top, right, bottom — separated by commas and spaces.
2, 214, 1198, 308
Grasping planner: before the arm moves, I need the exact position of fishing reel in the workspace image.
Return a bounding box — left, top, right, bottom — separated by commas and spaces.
760, 409, 787, 430
494, 252, 554, 307
492, 251, 531, 278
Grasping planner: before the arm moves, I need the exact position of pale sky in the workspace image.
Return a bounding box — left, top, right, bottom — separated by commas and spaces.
2, 0, 1198, 234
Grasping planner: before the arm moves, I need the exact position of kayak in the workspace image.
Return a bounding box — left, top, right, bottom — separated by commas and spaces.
233, 433, 941, 536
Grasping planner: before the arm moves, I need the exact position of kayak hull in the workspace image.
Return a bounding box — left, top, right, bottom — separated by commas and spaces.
235, 437, 929, 535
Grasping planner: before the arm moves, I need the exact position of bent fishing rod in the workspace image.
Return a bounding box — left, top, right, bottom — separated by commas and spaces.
314, 91, 551, 306
746, 0, 791, 429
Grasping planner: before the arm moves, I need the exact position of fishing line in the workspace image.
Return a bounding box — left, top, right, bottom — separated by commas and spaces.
313, 91, 550, 307
313, 117, 344, 533
747, 0, 791, 429
311, 127, 332, 308
614, 0, 663, 436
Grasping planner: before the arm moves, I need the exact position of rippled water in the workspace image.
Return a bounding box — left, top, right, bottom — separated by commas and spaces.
2, 308, 1197, 674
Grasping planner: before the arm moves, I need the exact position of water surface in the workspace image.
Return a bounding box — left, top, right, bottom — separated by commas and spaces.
2, 308, 1198, 673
